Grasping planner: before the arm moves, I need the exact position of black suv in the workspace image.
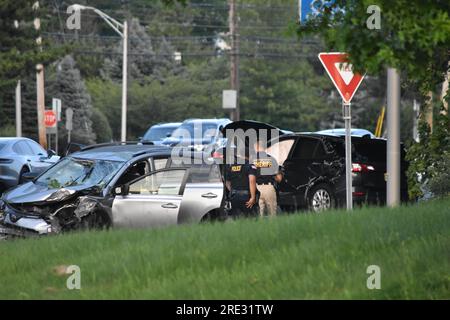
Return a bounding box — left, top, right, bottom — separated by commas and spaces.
267, 133, 408, 212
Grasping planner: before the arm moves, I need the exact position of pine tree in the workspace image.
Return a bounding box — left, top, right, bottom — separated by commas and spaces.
49, 55, 96, 149
101, 18, 184, 85
0, 0, 61, 131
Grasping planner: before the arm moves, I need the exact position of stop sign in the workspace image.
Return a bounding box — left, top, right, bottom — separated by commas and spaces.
45, 110, 57, 128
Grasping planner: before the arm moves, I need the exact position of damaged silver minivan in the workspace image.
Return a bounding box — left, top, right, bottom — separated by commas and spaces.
0, 143, 225, 239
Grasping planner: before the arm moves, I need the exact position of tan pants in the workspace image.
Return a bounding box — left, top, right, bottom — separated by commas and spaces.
257, 184, 277, 217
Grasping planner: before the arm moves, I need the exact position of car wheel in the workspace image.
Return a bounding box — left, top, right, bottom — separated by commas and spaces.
308, 184, 335, 213
80, 211, 111, 230
18, 167, 30, 185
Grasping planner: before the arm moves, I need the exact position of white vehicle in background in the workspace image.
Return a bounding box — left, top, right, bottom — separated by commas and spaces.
141, 122, 182, 145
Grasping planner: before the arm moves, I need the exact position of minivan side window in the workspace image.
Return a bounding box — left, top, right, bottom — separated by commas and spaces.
291, 138, 319, 159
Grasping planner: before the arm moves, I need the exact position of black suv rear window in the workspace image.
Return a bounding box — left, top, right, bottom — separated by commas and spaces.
353, 141, 386, 163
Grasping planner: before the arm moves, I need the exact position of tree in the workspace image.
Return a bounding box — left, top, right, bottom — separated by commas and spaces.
298, 0, 450, 199
49, 55, 96, 149
101, 18, 184, 85
298, 1, 450, 89
0, 0, 62, 130
91, 108, 112, 143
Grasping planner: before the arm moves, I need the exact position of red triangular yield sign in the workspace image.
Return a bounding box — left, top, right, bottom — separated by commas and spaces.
318, 52, 365, 104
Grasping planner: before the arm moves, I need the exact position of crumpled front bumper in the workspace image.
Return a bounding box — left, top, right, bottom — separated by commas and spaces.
0, 204, 54, 239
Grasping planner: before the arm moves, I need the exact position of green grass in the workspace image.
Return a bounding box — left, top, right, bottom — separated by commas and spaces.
1, 198, 449, 299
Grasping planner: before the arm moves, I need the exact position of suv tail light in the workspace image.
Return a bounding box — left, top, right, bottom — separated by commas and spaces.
352, 163, 375, 172
212, 151, 223, 159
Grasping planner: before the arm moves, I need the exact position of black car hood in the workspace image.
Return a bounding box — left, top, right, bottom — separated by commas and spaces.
2, 182, 90, 204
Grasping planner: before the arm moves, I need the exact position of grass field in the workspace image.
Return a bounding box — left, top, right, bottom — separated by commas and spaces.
0, 198, 449, 299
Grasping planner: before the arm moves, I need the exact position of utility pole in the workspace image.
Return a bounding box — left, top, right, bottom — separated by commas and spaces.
34, 1, 47, 149
15, 81, 22, 137
386, 67, 401, 207
121, 20, 128, 142
229, 0, 240, 121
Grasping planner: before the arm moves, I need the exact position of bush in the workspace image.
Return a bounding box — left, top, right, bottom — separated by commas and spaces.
428, 152, 450, 197
91, 108, 112, 143
406, 102, 450, 200
0, 124, 16, 137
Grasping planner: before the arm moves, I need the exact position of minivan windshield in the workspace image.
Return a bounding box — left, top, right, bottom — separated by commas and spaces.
36, 157, 123, 189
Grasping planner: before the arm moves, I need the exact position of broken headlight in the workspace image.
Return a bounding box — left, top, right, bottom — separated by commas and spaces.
46, 189, 75, 202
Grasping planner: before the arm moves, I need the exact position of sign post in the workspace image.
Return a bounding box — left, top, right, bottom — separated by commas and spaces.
52, 98, 61, 155
66, 107, 73, 144
318, 52, 365, 210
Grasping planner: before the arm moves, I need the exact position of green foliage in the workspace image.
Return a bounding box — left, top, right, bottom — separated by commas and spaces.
91, 108, 112, 143
48, 55, 96, 149
428, 152, 450, 197
406, 102, 450, 199
0, 124, 16, 137
298, 0, 450, 90
0, 0, 64, 132
88, 58, 229, 140
241, 59, 333, 131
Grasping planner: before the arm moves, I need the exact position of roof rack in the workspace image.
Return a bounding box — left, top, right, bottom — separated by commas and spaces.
80, 141, 154, 152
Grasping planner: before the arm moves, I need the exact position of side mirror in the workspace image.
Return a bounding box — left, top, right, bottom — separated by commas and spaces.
166, 133, 172, 137
47, 149, 56, 157
21, 171, 39, 183
114, 184, 129, 196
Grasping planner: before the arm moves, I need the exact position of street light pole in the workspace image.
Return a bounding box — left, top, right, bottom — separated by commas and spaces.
121, 21, 128, 142
71, 4, 128, 141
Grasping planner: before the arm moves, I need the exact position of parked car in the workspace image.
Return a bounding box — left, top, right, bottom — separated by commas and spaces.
266, 133, 408, 212
0, 137, 59, 194
162, 118, 231, 153
0, 143, 225, 239
141, 122, 182, 145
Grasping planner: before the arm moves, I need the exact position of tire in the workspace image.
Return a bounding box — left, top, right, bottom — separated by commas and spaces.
79, 211, 111, 231
307, 184, 336, 213
18, 167, 30, 185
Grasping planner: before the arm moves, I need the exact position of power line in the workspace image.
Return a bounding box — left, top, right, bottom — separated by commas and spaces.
51, 9, 296, 30
72, 49, 314, 60
43, 31, 319, 45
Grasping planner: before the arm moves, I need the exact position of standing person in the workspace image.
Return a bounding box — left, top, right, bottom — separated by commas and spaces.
224, 148, 259, 218
253, 140, 283, 217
